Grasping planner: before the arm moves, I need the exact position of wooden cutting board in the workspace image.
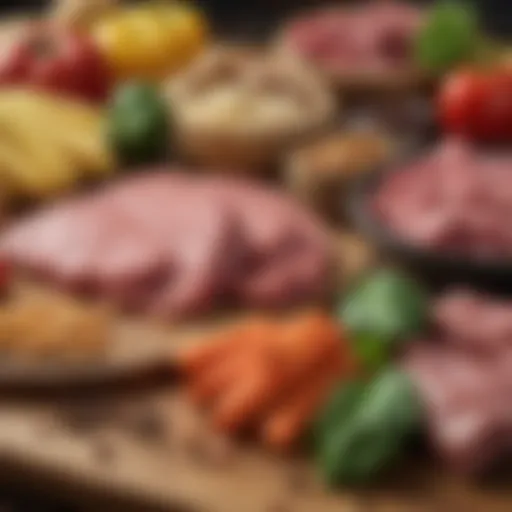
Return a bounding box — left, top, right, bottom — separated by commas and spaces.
0, 232, 509, 512
1, 379, 512, 512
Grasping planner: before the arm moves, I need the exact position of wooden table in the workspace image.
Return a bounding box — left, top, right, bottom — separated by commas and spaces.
0, 233, 509, 512
1, 379, 512, 512
0, 14, 510, 512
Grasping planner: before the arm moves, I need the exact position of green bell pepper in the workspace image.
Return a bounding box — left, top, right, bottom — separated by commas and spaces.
414, 1, 481, 75
107, 81, 170, 166
339, 268, 428, 370
315, 368, 422, 486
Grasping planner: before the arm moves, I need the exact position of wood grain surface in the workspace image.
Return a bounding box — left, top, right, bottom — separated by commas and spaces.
0, 13, 509, 512
0, 233, 508, 512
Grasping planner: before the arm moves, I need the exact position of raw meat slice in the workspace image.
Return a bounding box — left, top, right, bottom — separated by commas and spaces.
105, 173, 243, 317
1, 195, 168, 296
403, 343, 510, 473
281, 2, 423, 75
206, 177, 332, 307
0, 197, 103, 288
0, 171, 332, 317
374, 139, 512, 257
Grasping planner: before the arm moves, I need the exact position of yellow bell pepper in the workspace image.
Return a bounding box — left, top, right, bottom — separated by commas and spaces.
91, 2, 208, 81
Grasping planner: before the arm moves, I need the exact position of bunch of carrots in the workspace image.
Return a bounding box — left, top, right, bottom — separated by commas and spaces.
178, 310, 355, 452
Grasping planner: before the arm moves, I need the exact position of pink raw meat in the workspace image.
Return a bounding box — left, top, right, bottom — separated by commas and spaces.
282, 1, 423, 75
374, 139, 512, 257
0, 171, 332, 317
206, 177, 332, 307
101, 172, 243, 317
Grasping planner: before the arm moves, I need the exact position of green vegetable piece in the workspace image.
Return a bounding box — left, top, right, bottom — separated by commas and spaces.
107, 81, 169, 166
414, 1, 480, 74
318, 369, 422, 486
340, 268, 428, 369
311, 380, 366, 451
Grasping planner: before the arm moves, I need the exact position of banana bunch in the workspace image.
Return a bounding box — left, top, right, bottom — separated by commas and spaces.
0, 90, 114, 202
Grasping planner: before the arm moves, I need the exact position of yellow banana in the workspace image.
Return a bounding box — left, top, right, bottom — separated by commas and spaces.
0, 90, 113, 178
0, 90, 114, 201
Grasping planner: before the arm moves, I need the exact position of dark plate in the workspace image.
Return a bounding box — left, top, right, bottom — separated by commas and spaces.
347, 154, 512, 295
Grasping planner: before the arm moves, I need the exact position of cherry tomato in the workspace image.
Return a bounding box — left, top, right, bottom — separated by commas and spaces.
0, 23, 111, 103
438, 68, 512, 142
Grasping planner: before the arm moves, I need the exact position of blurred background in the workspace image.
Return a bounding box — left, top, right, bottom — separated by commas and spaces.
0, 0, 508, 510
1, 0, 511, 38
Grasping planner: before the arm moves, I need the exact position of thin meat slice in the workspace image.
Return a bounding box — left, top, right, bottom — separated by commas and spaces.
0, 171, 331, 316
107, 173, 242, 318
374, 139, 512, 257
433, 289, 512, 354
282, 2, 423, 75
206, 177, 332, 307
403, 343, 510, 474
0, 197, 104, 289
87, 202, 170, 310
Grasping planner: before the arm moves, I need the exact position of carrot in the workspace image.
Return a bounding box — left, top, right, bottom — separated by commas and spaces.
261, 359, 343, 452
211, 361, 274, 433
189, 350, 262, 406
178, 317, 278, 376
210, 311, 345, 432
271, 310, 341, 382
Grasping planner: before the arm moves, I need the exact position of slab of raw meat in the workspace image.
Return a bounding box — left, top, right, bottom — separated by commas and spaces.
281, 1, 423, 75
0, 171, 332, 317
402, 289, 512, 474
403, 343, 512, 474
374, 139, 512, 258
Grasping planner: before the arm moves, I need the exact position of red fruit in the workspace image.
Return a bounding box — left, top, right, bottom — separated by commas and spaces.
0, 23, 111, 103
438, 68, 512, 142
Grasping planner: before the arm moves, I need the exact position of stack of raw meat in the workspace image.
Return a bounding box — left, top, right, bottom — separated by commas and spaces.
0, 172, 332, 318
375, 139, 512, 258
404, 290, 512, 473
281, 1, 422, 74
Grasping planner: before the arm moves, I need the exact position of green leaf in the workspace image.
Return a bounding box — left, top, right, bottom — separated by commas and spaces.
311, 380, 366, 452
414, 1, 481, 74
339, 268, 428, 369
317, 369, 423, 486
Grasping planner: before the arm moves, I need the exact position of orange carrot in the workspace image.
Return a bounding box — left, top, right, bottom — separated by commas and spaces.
189, 350, 263, 406
271, 310, 340, 382
178, 317, 278, 376
211, 361, 273, 433
261, 359, 342, 452
210, 311, 345, 433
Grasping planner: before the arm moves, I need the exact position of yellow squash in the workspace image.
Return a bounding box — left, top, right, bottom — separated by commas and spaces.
91, 2, 208, 81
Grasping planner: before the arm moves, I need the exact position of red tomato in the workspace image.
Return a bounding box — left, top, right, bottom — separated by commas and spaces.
0, 23, 110, 103
438, 68, 512, 142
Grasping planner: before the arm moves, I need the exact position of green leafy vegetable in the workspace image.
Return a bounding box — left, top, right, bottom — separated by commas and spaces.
311, 380, 366, 451
339, 268, 428, 370
414, 1, 481, 74
315, 369, 422, 486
